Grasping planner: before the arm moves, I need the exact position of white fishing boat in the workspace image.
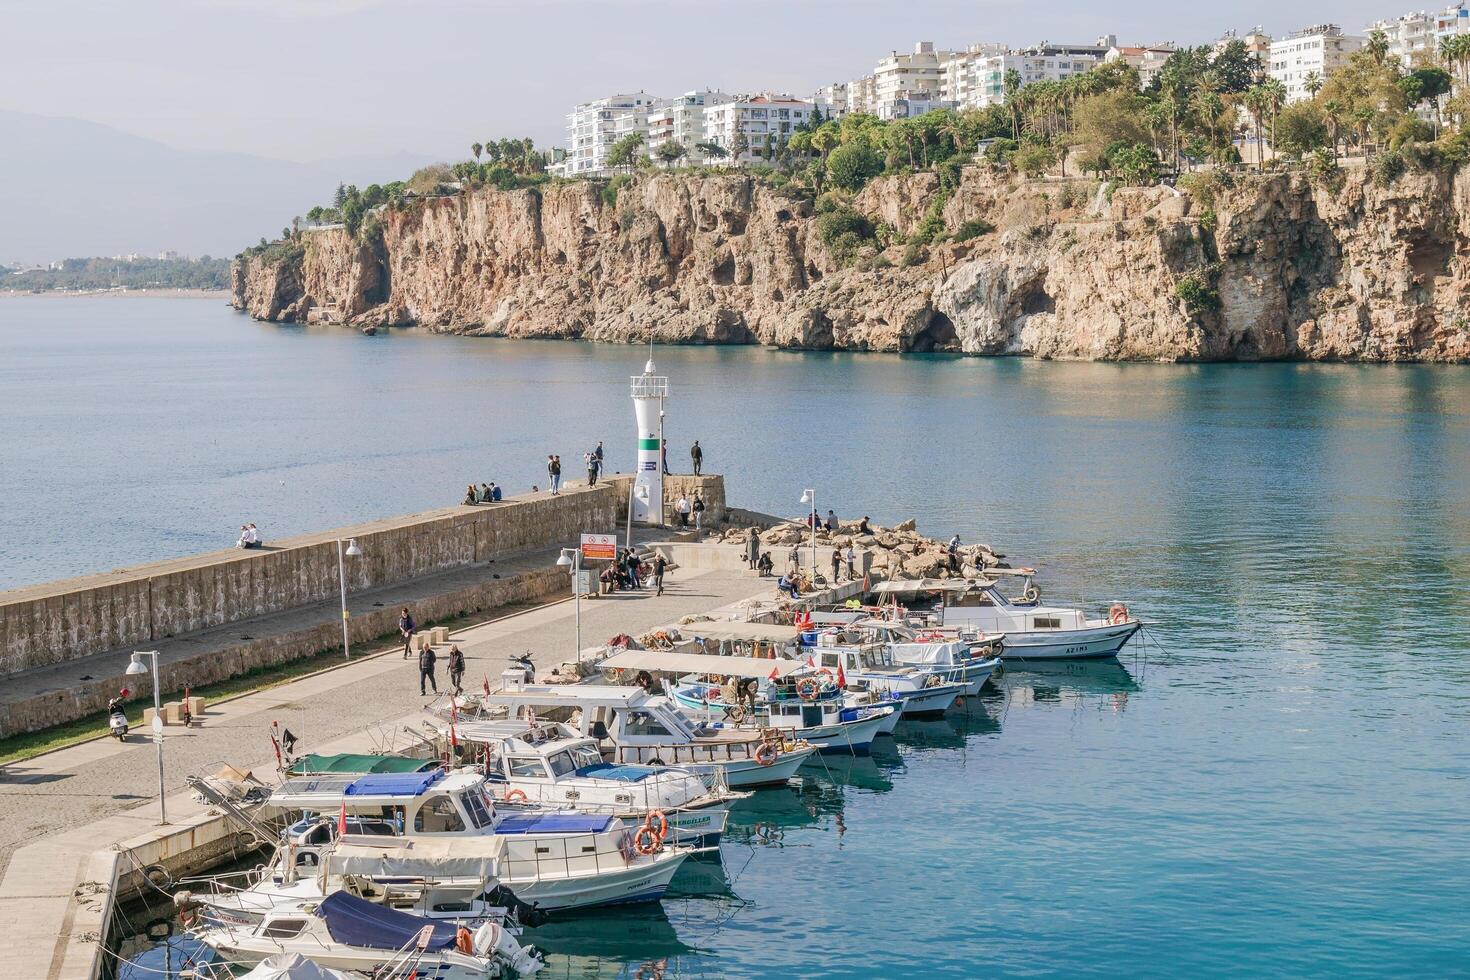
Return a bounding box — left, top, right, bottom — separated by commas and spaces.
873, 578, 1141, 660
827, 619, 1002, 695
598, 649, 894, 755
191, 889, 539, 978
258, 769, 691, 911
480, 685, 817, 788
431, 717, 745, 846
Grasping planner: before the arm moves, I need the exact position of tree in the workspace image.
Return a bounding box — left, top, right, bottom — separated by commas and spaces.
731, 129, 750, 163
825, 141, 883, 191
1304, 71, 1324, 98
1273, 101, 1330, 158
696, 141, 729, 161
1243, 85, 1269, 168
654, 141, 686, 167
811, 124, 840, 160
1012, 142, 1057, 176
1211, 39, 1262, 93
471, 142, 482, 162
1004, 69, 1023, 139
606, 131, 646, 171
1071, 90, 1149, 167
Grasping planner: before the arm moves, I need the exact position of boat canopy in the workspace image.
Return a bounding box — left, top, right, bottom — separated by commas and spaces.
869, 577, 995, 595
316, 890, 458, 952
602, 649, 804, 678
288, 754, 439, 775
323, 837, 503, 881
237, 953, 354, 980
270, 770, 476, 809
343, 771, 446, 797
481, 685, 657, 708
493, 813, 617, 835
684, 621, 800, 642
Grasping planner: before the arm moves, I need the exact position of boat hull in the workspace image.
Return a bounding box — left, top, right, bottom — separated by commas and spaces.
508, 846, 687, 911
999, 621, 1141, 660
195, 931, 489, 980
893, 685, 962, 718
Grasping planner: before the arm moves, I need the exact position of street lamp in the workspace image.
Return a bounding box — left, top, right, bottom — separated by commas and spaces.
125, 651, 166, 825
556, 547, 584, 661
799, 488, 817, 575
337, 538, 362, 660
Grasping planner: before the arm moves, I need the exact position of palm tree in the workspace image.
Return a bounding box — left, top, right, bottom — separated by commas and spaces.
471, 142, 482, 162
1243, 85, 1267, 169
1004, 69, 1023, 139
1261, 78, 1287, 161
1304, 72, 1323, 98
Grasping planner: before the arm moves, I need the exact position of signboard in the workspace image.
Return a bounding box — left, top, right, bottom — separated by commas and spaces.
580, 533, 617, 561
574, 570, 593, 596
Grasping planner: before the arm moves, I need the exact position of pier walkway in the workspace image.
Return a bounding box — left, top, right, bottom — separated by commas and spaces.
0, 557, 791, 978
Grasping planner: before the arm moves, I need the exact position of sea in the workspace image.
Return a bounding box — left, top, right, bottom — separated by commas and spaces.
5, 297, 1469, 977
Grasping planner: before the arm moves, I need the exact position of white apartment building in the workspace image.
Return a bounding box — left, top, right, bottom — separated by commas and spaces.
565, 92, 663, 176
940, 43, 1012, 107
1269, 25, 1365, 102
1368, 6, 1470, 66
870, 41, 957, 118
1214, 26, 1272, 62
703, 94, 814, 164
846, 74, 878, 116
957, 50, 1099, 107
646, 90, 734, 163
1104, 45, 1177, 88
1434, 4, 1470, 41
813, 82, 849, 119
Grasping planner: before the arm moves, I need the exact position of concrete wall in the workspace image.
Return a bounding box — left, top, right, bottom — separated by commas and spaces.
605, 473, 727, 527
0, 484, 621, 676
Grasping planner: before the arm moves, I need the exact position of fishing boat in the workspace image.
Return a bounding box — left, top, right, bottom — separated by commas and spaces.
820, 619, 1002, 695
872, 578, 1141, 660
430, 717, 745, 846
191, 889, 540, 978
257, 769, 692, 911
598, 649, 894, 755
479, 685, 817, 788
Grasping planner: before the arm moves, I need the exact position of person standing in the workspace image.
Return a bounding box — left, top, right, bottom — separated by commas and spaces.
594, 441, 604, 470
692, 493, 705, 531
585, 451, 598, 486
447, 645, 466, 695
746, 527, 761, 570
830, 547, 842, 583
652, 554, 668, 596
947, 534, 961, 574
845, 544, 857, 579
548, 455, 562, 494
661, 441, 669, 475
418, 643, 438, 696
690, 440, 703, 476
398, 607, 416, 660
675, 494, 691, 528
787, 544, 801, 575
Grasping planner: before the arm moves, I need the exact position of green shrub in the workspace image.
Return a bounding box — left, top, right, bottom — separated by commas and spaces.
1174, 271, 1221, 313
900, 242, 929, 267
952, 218, 995, 242
1372, 150, 1407, 187
825, 142, 884, 192
1305, 148, 1343, 190
602, 173, 633, 206
1197, 208, 1217, 233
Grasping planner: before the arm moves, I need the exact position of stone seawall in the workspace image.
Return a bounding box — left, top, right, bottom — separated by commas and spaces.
0, 485, 620, 677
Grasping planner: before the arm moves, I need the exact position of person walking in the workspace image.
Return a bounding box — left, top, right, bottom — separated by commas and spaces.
548, 455, 562, 494
690, 440, 703, 476
745, 527, 761, 570
675, 494, 691, 528
585, 451, 598, 486
447, 645, 466, 695
398, 607, 416, 659
845, 544, 857, 579
787, 544, 801, 575
692, 493, 705, 531
594, 441, 604, 470
830, 547, 842, 583
418, 643, 438, 696
652, 554, 668, 596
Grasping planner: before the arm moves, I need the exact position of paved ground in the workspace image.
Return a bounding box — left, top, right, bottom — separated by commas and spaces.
0, 562, 777, 876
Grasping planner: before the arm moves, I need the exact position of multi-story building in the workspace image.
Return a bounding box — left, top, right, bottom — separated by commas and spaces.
1434, 4, 1470, 42
845, 74, 878, 116
1269, 25, 1365, 102
870, 41, 956, 118
646, 90, 734, 163
940, 43, 1011, 106
564, 92, 663, 176
703, 94, 814, 164
955, 50, 1100, 107
1369, 10, 1439, 65
1104, 44, 1177, 88
813, 82, 848, 119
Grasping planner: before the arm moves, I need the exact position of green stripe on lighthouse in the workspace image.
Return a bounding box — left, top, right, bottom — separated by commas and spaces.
639, 438, 660, 450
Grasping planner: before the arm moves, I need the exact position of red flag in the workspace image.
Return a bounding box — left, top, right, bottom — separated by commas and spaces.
836, 663, 847, 688
337, 801, 348, 837
449, 697, 459, 751
482, 674, 491, 696
805, 654, 814, 668
767, 665, 780, 681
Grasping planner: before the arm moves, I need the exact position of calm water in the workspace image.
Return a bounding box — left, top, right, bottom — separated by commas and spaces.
7, 298, 1470, 977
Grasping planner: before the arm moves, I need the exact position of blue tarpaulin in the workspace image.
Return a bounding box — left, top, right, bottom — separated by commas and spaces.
317, 890, 458, 951
572, 762, 658, 782
342, 770, 445, 797
494, 813, 616, 834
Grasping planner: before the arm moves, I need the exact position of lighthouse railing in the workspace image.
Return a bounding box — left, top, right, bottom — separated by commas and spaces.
629, 375, 669, 398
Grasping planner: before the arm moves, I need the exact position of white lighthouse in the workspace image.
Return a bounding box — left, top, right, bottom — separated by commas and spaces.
629, 355, 669, 524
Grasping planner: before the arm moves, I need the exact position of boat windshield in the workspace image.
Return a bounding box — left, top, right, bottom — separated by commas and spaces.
548, 745, 602, 776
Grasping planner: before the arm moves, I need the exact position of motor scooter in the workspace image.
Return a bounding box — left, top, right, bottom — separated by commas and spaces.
107, 693, 129, 741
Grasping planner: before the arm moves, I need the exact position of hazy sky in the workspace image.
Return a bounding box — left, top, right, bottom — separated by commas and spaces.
4, 0, 1396, 162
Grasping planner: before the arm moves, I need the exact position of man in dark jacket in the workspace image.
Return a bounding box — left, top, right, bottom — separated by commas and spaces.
652, 554, 668, 596
447, 645, 466, 694
690, 440, 703, 475
398, 608, 416, 659
418, 644, 438, 696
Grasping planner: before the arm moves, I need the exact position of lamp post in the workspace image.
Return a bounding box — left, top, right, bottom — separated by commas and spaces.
337, 538, 362, 660
556, 547, 583, 661
800, 488, 817, 575
125, 651, 166, 825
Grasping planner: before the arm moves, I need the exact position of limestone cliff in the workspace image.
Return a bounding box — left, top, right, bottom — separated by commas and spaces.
231, 167, 1470, 362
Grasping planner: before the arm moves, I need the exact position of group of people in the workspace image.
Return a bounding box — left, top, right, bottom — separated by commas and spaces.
599, 547, 668, 594
584, 442, 605, 485
235, 523, 263, 549
464, 482, 503, 505
672, 493, 706, 529
399, 606, 467, 697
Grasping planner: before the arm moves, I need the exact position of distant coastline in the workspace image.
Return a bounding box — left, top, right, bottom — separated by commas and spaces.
0, 288, 229, 299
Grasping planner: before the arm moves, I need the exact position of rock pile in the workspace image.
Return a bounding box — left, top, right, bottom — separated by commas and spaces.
711, 518, 1005, 581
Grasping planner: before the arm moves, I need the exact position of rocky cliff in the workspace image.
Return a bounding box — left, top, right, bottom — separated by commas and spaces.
231, 166, 1470, 362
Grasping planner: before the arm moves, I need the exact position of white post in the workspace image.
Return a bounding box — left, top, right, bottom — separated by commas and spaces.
337, 539, 351, 660
810, 491, 817, 575
626, 481, 635, 549
573, 550, 583, 662
150, 652, 165, 825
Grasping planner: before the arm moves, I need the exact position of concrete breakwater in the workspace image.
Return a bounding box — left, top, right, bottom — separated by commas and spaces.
0, 476, 726, 737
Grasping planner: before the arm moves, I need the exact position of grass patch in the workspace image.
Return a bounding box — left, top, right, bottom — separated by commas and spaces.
0, 598, 551, 766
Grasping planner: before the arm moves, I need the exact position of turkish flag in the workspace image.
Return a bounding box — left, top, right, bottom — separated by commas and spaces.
837, 663, 847, 688
767, 665, 779, 681
337, 801, 348, 837
483, 674, 491, 696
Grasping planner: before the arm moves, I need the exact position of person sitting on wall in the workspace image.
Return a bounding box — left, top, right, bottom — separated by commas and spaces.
757, 552, 774, 577
490, 483, 502, 502
464, 484, 479, 505
777, 574, 800, 599
237, 524, 262, 549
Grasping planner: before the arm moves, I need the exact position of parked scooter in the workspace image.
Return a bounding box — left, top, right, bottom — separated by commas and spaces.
510, 652, 536, 684
108, 690, 130, 741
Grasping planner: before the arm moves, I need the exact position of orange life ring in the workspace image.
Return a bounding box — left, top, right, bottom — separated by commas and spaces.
795, 677, 821, 701
645, 809, 669, 840
504, 788, 528, 803
1109, 603, 1129, 625
634, 824, 662, 855
754, 742, 779, 767
456, 926, 474, 955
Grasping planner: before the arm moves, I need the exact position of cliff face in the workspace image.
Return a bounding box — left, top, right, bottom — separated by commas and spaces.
231, 167, 1470, 362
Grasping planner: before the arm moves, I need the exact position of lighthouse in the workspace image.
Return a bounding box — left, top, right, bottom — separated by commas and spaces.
629, 355, 669, 524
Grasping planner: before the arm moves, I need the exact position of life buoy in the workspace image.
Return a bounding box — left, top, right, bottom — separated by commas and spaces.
754, 742, 779, 767
645, 809, 669, 840
178, 907, 196, 930
1109, 603, 1129, 625
504, 789, 528, 803
726, 705, 747, 723
634, 825, 662, 855
456, 926, 474, 955
795, 677, 821, 701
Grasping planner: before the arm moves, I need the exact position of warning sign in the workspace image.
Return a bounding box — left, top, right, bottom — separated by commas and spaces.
580, 533, 617, 561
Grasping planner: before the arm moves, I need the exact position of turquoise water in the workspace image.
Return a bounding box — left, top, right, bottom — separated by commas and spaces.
7, 298, 1470, 977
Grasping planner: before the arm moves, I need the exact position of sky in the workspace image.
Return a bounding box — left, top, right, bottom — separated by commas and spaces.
1, 0, 1400, 164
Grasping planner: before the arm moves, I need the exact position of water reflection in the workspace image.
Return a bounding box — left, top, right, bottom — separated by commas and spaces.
889, 701, 1003, 751
999, 658, 1140, 700
528, 904, 693, 961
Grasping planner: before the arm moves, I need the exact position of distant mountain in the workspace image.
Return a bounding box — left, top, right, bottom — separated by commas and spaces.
0, 111, 434, 264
